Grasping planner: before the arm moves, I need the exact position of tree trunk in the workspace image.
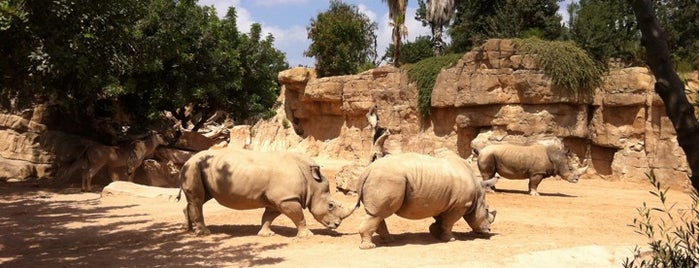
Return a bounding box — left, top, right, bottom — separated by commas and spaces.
629, 0, 699, 192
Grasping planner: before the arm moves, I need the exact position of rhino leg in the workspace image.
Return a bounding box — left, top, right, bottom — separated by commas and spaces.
258, 207, 281, 237
278, 200, 313, 238
430, 212, 462, 242
185, 201, 211, 236
528, 174, 544, 196
359, 214, 386, 249
376, 219, 393, 242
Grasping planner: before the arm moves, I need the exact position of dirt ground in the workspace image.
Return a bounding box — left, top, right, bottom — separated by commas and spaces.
0, 159, 694, 268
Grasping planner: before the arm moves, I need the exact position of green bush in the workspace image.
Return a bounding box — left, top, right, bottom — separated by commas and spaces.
513, 38, 604, 92
623, 172, 699, 267
404, 53, 463, 117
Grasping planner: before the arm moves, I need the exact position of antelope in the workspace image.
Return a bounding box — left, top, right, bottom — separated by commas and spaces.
80, 132, 167, 191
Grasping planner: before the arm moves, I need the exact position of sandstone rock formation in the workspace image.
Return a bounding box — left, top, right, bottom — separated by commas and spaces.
246, 39, 694, 190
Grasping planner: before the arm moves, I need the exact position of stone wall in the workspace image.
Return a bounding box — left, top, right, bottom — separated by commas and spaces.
248, 39, 694, 189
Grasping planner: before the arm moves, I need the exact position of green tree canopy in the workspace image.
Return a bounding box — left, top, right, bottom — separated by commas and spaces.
449, 0, 565, 53
0, 0, 288, 137
656, 0, 699, 71
305, 0, 378, 77
568, 0, 642, 66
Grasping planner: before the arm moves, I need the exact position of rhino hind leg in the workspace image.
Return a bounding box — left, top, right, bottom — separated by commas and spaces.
185, 201, 211, 236
359, 214, 391, 249
258, 207, 282, 237
278, 200, 313, 238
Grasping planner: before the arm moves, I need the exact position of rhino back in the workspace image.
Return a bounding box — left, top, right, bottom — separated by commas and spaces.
363, 153, 478, 219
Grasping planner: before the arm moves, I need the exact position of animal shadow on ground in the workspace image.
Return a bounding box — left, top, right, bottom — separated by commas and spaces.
207, 224, 347, 238
0, 184, 287, 267
493, 188, 578, 198
378, 231, 496, 248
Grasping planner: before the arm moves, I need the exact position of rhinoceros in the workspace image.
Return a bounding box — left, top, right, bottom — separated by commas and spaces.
474, 143, 588, 196
354, 151, 497, 249
177, 148, 354, 238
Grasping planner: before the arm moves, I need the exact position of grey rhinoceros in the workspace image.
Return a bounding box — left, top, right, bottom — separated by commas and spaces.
177, 148, 354, 238
474, 143, 589, 196
354, 151, 497, 249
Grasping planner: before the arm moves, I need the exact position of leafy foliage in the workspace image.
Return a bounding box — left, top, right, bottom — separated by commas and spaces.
404, 53, 462, 117
513, 38, 604, 92
656, 0, 699, 71
568, 0, 643, 67
0, 0, 288, 135
623, 172, 699, 267
305, 0, 378, 77
449, 0, 565, 53
384, 35, 436, 65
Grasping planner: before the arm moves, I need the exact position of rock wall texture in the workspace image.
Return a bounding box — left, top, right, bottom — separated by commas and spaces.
0, 39, 696, 190
245, 39, 695, 190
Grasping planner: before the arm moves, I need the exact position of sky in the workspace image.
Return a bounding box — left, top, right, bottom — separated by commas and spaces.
198, 0, 575, 67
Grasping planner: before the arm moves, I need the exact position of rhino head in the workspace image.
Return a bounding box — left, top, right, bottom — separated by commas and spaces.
464, 180, 497, 234
307, 165, 355, 229
550, 148, 589, 184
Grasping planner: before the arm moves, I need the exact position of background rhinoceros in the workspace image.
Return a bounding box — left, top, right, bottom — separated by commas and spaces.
474, 143, 589, 196
354, 150, 496, 249
177, 148, 353, 238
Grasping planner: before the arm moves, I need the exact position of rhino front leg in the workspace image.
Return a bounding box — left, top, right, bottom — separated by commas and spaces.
258, 207, 281, 237
528, 174, 544, 196
430, 212, 462, 242
278, 200, 313, 238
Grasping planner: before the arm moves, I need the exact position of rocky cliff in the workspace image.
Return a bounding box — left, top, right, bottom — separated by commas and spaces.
243, 39, 695, 190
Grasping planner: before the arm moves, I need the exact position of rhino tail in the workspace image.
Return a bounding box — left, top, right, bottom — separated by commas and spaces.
175, 187, 183, 202
354, 166, 373, 209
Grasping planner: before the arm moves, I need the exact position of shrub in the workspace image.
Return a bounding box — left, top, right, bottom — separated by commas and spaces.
513, 38, 604, 92
404, 53, 463, 117
623, 172, 699, 267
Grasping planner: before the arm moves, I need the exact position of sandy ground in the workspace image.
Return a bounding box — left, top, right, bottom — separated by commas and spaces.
0, 160, 693, 268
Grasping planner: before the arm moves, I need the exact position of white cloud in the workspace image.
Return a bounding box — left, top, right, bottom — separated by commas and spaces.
253, 0, 309, 7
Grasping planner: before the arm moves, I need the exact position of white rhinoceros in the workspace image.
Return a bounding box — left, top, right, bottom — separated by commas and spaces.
177, 148, 354, 238
474, 143, 589, 196
354, 151, 496, 249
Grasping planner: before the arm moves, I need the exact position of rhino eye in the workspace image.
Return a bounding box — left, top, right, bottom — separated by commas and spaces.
328, 202, 335, 211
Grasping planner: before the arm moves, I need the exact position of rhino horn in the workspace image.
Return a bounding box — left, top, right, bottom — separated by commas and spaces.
577, 159, 590, 175
481, 177, 498, 188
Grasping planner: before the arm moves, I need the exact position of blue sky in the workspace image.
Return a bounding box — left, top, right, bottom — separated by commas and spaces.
198, 0, 574, 67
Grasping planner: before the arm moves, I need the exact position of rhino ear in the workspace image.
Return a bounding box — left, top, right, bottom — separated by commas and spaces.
310, 165, 323, 182
489, 210, 497, 223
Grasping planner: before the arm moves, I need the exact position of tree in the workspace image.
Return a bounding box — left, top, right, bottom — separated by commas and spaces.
449, 0, 565, 53
0, 0, 147, 110
384, 35, 435, 65
424, 0, 455, 56
655, 0, 699, 71
568, 0, 642, 66
305, 0, 378, 77
628, 0, 699, 192
236, 23, 289, 122
382, 0, 408, 66
0, 0, 289, 139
